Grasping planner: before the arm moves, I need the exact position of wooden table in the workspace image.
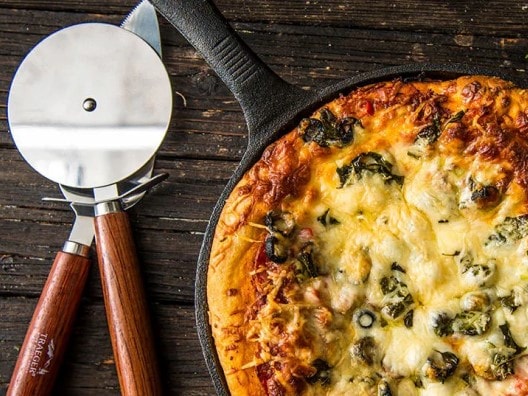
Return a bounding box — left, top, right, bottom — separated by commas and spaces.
0, 1, 526, 394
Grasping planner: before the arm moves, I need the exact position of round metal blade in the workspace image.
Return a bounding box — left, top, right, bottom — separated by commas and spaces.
8, 22, 172, 189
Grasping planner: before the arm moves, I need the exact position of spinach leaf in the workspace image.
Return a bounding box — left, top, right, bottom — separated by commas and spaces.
487, 215, 528, 246
337, 152, 404, 188
300, 108, 358, 147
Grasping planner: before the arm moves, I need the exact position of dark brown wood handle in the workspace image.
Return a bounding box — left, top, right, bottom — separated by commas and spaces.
94, 211, 162, 396
7, 252, 91, 396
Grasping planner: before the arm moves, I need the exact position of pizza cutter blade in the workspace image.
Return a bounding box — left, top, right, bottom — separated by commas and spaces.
8, 22, 171, 189
7, 2, 172, 395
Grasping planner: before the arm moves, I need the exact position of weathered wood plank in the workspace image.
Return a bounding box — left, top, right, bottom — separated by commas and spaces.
2, 0, 527, 37
0, 297, 214, 395
0, 0, 526, 394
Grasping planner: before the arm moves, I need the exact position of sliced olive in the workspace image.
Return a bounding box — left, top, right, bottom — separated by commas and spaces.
404, 310, 414, 328
354, 309, 376, 329
265, 210, 295, 236
306, 359, 331, 386
471, 185, 500, 209
317, 209, 340, 226
391, 262, 406, 273
264, 234, 288, 263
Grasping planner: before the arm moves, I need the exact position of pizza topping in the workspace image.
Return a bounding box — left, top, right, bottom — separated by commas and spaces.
409, 110, 466, 158
294, 243, 319, 281
460, 290, 491, 312
488, 323, 526, 381
377, 379, 393, 395
499, 291, 522, 313
390, 262, 406, 273
470, 183, 501, 210
500, 322, 525, 356
337, 152, 404, 188
458, 253, 496, 287
256, 362, 286, 396
432, 310, 492, 337
461, 80, 483, 102
451, 311, 492, 336
265, 234, 289, 264
208, 77, 528, 396
316, 209, 340, 226
299, 107, 359, 148
379, 265, 414, 320
351, 336, 378, 365
414, 115, 442, 146
265, 210, 296, 237
446, 110, 466, 125
432, 312, 455, 337
487, 215, 528, 246
403, 309, 414, 328
491, 352, 515, 381
423, 350, 459, 382
262, 210, 297, 263
353, 308, 377, 329
306, 359, 331, 386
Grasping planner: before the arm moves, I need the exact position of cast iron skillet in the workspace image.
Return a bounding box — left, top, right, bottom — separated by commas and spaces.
151, 0, 526, 394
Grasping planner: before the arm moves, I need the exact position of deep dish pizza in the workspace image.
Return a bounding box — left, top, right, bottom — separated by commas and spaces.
207, 75, 528, 395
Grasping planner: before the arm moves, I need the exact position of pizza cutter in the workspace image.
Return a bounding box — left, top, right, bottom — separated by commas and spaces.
7, 1, 172, 394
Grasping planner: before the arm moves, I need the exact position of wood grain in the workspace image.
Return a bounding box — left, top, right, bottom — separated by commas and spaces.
0, 0, 526, 394
94, 211, 162, 396
6, 251, 91, 396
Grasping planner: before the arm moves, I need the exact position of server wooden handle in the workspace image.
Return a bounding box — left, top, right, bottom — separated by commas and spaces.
7, 251, 91, 396
94, 211, 162, 396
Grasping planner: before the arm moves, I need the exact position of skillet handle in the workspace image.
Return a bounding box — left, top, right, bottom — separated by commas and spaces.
7, 249, 91, 396
151, 0, 312, 139
94, 203, 162, 396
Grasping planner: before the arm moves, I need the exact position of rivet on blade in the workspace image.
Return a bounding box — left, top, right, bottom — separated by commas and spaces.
82, 98, 97, 112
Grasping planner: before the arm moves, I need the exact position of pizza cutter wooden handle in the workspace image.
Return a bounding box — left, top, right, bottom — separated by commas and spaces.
94, 205, 162, 396
7, 250, 91, 396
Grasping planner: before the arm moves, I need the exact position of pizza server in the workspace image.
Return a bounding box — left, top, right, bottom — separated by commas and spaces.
6, 1, 172, 395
